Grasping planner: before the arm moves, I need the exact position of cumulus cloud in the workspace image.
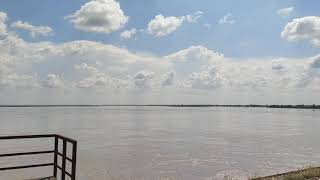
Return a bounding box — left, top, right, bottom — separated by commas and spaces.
0, 28, 319, 103
277, 7, 294, 17
76, 73, 109, 88
147, 11, 203, 37
310, 55, 320, 69
42, 74, 63, 88
166, 45, 313, 90
73, 63, 133, 89
0, 32, 316, 93
0, 55, 11, 75
166, 45, 225, 77
0, 73, 38, 89
185, 67, 224, 89
281, 16, 320, 47
11, 21, 53, 37
120, 28, 137, 39
0, 12, 8, 36
167, 45, 224, 63
74, 63, 99, 75
0, 33, 172, 92
133, 70, 155, 88
272, 60, 286, 71
219, 13, 235, 24
161, 71, 175, 86
66, 0, 128, 34
1, 11, 319, 104
147, 15, 184, 37
296, 55, 320, 88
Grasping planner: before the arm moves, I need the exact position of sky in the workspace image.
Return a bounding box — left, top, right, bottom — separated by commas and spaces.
0, 0, 320, 104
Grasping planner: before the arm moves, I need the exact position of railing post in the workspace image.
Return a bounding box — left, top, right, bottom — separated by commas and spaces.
71, 141, 77, 180
53, 136, 58, 178
61, 139, 67, 180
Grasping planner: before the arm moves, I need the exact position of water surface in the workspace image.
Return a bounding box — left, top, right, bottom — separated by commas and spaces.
0, 107, 319, 180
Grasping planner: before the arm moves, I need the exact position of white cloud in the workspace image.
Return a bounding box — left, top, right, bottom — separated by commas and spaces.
0, 55, 11, 75
0, 73, 39, 89
297, 55, 320, 88
147, 15, 184, 37
185, 11, 204, 23
161, 71, 175, 86
147, 11, 203, 37
74, 63, 99, 75
120, 28, 137, 39
76, 73, 110, 88
185, 66, 224, 89
73, 63, 132, 89
166, 46, 313, 90
0, 34, 171, 92
133, 70, 155, 88
11, 21, 53, 37
311, 55, 320, 69
0, 12, 8, 36
277, 7, 294, 17
66, 0, 128, 34
42, 74, 63, 88
0, 31, 319, 103
272, 59, 286, 71
219, 13, 235, 25
166, 45, 225, 77
281, 16, 320, 47
1, 11, 319, 104
167, 45, 224, 63
0, 33, 315, 92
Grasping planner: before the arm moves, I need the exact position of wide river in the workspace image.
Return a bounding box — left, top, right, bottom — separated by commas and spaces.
0, 107, 319, 180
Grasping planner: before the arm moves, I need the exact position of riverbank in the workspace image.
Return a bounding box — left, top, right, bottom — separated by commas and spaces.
251, 167, 320, 180
0, 104, 319, 109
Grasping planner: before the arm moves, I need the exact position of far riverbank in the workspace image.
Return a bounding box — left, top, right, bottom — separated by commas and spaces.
0, 104, 319, 109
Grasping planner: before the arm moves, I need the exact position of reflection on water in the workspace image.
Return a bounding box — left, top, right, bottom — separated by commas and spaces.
0, 107, 320, 180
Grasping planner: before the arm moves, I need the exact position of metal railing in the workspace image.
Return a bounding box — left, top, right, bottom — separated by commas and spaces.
0, 134, 77, 180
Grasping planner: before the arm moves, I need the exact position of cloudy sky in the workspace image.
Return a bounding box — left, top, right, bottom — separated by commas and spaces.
0, 0, 320, 104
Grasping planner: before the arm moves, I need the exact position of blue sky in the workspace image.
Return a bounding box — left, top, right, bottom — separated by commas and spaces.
1, 0, 319, 57
0, 0, 320, 104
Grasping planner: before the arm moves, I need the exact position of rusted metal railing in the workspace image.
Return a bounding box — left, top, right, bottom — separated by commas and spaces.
0, 134, 77, 180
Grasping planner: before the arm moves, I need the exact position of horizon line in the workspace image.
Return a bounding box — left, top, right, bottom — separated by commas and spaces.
0, 104, 319, 109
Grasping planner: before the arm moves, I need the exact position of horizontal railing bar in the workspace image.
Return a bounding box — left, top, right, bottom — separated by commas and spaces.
35, 176, 55, 180
57, 165, 72, 177
0, 163, 54, 171
0, 134, 56, 140
0, 134, 77, 143
0, 150, 54, 157
56, 134, 77, 143
57, 152, 73, 162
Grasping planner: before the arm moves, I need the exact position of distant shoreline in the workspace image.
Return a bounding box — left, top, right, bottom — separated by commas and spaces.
0, 104, 319, 109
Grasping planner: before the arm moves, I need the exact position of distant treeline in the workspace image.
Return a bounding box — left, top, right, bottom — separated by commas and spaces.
167, 104, 320, 109
0, 104, 319, 109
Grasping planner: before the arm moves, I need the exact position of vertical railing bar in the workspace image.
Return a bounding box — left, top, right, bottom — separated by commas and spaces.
61, 139, 67, 180
53, 136, 58, 177
71, 141, 77, 180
